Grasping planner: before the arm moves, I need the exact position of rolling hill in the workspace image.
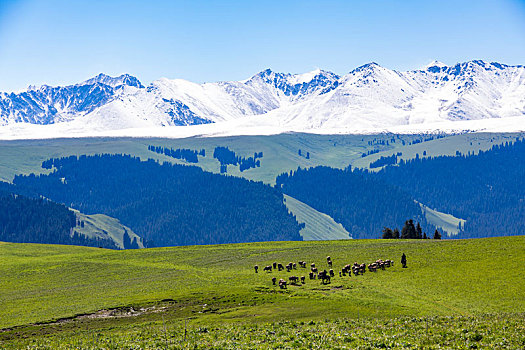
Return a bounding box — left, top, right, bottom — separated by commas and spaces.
0, 132, 522, 242
0, 236, 523, 348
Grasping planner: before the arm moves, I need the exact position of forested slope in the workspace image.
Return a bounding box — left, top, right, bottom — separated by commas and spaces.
276, 167, 429, 238
0, 189, 118, 248
13, 155, 303, 246
374, 138, 525, 237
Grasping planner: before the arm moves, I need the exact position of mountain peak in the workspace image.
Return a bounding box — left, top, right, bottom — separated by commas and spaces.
79, 73, 144, 88
2, 60, 524, 133
288, 69, 338, 85
350, 62, 382, 74
425, 60, 447, 68
253, 68, 276, 78
424, 60, 448, 73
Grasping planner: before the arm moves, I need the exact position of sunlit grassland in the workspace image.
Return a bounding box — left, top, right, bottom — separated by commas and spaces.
0, 236, 523, 330
5, 314, 524, 349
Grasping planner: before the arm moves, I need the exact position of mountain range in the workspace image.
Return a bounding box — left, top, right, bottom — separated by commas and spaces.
1, 60, 524, 136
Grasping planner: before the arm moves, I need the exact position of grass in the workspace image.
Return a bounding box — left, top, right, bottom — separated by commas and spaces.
283, 194, 351, 240
0, 133, 385, 244
73, 210, 143, 249
0, 133, 424, 184
352, 132, 524, 170
419, 202, 466, 237
4, 313, 524, 349
0, 236, 523, 345
0, 132, 513, 240
0, 237, 523, 348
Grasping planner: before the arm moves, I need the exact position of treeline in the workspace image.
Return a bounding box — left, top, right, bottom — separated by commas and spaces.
147, 145, 205, 163
213, 147, 263, 173
0, 189, 117, 248
361, 149, 380, 157
369, 153, 401, 168
375, 138, 525, 238
382, 220, 441, 239
14, 154, 302, 247
276, 166, 429, 239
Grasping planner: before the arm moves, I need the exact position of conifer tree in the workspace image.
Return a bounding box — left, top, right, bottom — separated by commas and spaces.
401, 220, 410, 239
416, 222, 423, 239
393, 228, 400, 239
401, 219, 416, 239
433, 229, 442, 240
382, 227, 394, 239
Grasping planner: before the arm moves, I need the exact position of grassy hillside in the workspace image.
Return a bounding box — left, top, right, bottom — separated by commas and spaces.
73, 210, 144, 249
0, 133, 424, 184
352, 132, 523, 170
3, 133, 518, 184
419, 202, 466, 237
283, 194, 351, 240
0, 236, 523, 331
0, 133, 518, 229
5, 313, 523, 349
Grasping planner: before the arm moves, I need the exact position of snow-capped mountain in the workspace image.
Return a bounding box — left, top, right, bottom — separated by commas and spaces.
79, 73, 144, 88
0, 74, 142, 124
0, 60, 524, 136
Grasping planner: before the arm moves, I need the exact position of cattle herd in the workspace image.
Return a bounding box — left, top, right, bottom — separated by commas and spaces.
254, 256, 394, 289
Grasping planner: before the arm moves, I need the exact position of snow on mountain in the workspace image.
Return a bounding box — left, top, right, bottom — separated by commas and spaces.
264, 60, 525, 130
0, 74, 143, 125
423, 60, 447, 71
0, 60, 523, 136
79, 73, 144, 88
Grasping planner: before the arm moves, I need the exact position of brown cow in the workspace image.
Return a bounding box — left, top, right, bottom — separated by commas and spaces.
286, 263, 292, 272
318, 270, 331, 284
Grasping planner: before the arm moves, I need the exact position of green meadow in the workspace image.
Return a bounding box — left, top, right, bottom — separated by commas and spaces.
0, 236, 523, 348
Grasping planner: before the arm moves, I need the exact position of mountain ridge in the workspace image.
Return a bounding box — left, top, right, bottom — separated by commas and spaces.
0, 60, 523, 136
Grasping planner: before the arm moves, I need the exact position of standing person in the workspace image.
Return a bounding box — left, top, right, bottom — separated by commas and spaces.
401, 253, 407, 268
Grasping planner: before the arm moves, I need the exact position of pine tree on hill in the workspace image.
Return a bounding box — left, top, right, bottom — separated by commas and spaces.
401, 219, 417, 239
433, 229, 442, 240
416, 222, 423, 239
393, 228, 400, 239
382, 227, 394, 239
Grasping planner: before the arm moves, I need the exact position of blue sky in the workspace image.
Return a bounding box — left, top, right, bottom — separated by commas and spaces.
0, 0, 524, 91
